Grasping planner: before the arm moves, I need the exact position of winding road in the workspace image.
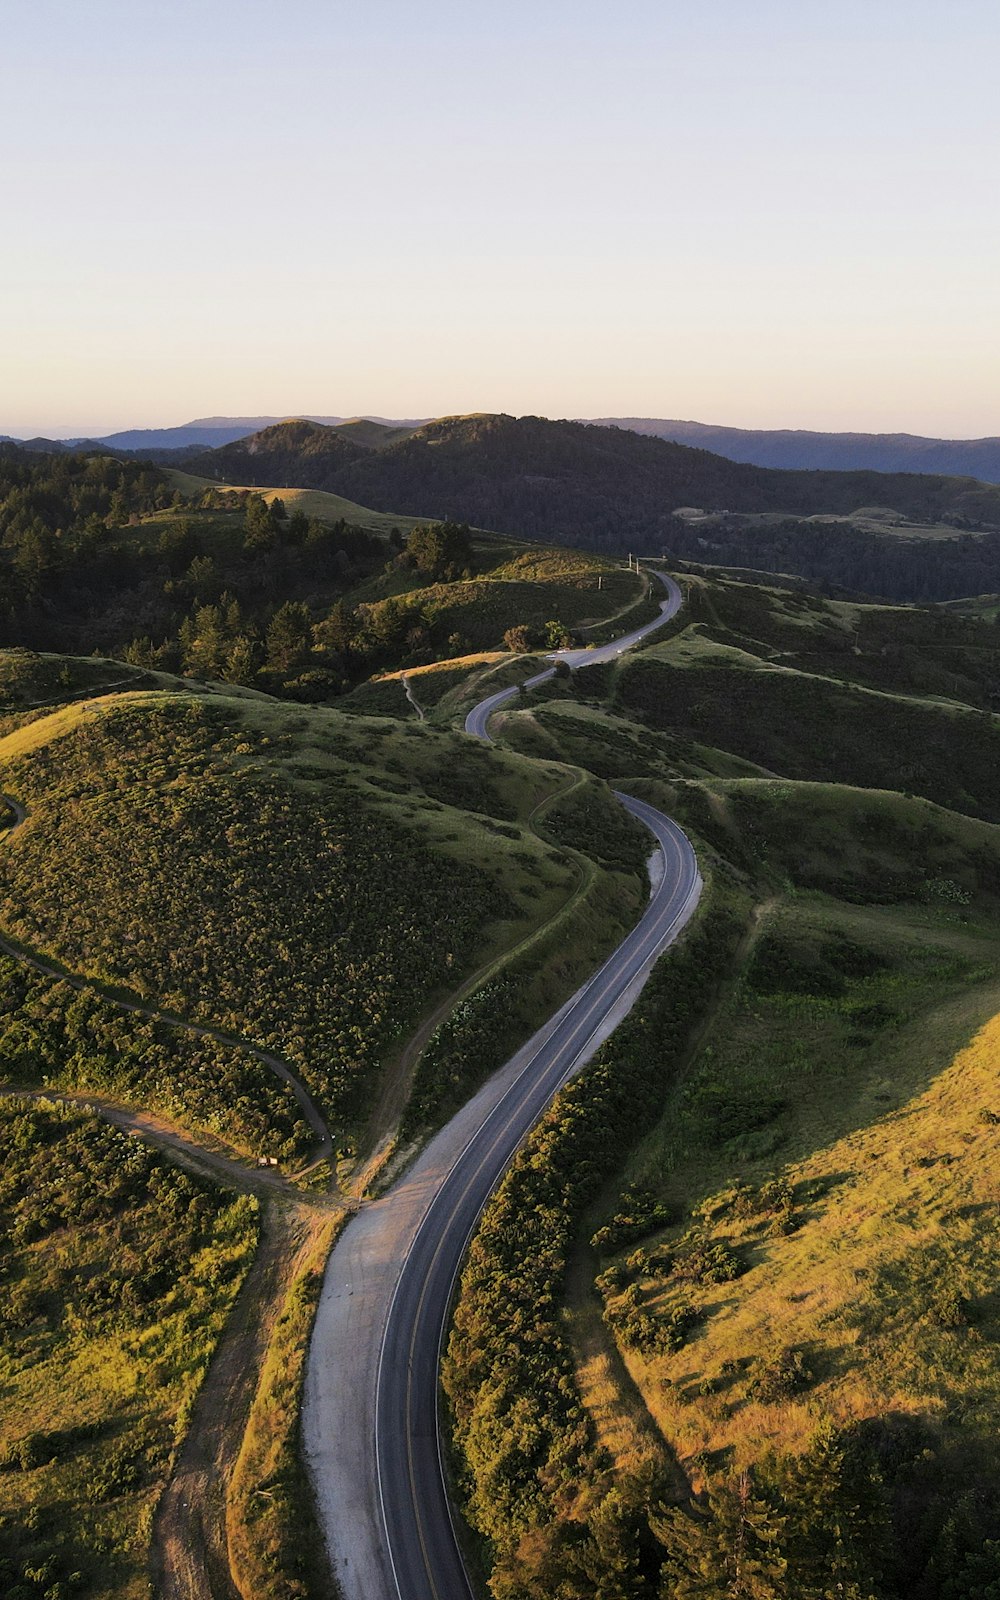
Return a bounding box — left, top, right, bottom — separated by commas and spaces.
463, 569, 683, 739
304, 569, 700, 1600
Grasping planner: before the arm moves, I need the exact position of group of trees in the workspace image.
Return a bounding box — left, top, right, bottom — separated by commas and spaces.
0, 447, 485, 699
667, 518, 1000, 603
0, 447, 396, 693
0, 447, 175, 614
201, 413, 1000, 577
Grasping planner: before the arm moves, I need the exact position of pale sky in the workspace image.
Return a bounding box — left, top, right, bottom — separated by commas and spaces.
2, 0, 998, 438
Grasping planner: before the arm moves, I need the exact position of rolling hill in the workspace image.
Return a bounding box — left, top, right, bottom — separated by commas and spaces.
439, 562, 1000, 1600
187, 414, 1000, 561
0, 682, 645, 1161
10, 451, 1000, 1600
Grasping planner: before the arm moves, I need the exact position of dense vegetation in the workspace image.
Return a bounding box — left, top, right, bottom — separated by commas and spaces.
0, 1099, 257, 1600
443, 885, 749, 1597
0, 954, 311, 1162
185, 414, 1000, 572
668, 519, 1000, 602
0, 445, 397, 691
0, 446, 656, 702
0, 695, 552, 1140
187, 418, 370, 485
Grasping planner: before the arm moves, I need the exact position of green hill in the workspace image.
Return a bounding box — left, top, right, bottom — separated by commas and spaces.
439, 564, 1000, 1600
581, 776, 1000, 1595
496, 571, 1000, 823
186, 414, 1000, 576
0, 686, 644, 1165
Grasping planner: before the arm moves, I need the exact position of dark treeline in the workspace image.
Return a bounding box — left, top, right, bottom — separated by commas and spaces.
0, 446, 486, 698
188, 414, 1000, 578
665, 517, 1000, 602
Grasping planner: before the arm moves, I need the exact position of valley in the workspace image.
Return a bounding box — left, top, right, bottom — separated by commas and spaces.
2, 437, 1000, 1600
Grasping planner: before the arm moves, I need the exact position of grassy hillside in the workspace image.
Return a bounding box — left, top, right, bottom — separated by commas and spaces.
496, 572, 1000, 824
0, 1099, 258, 1600
614, 634, 1000, 820
163, 467, 428, 538
0, 688, 645, 1160
435, 559, 1000, 1600
571, 777, 1000, 1595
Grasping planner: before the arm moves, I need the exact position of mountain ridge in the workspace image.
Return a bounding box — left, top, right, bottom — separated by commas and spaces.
185, 412, 1000, 553
7, 413, 1000, 478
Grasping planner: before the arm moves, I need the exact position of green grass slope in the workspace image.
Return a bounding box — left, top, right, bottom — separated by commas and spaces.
575, 777, 1000, 1594
501, 571, 1000, 823
0, 688, 644, 1158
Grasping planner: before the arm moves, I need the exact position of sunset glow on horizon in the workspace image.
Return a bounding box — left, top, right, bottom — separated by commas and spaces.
3, 0, 999, 439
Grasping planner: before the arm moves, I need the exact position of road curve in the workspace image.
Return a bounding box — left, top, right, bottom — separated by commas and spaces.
304, 569, 701, 1600
463, 569, 683, 740
374, 800, 699, 1600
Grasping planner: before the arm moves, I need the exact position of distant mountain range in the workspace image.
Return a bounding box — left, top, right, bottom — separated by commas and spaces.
590, 418, 1000, 482
6, 413, 1000, 483
0, 416, 429, 454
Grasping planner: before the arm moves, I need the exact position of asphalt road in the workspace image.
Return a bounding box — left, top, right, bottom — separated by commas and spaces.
373, 571, 698, 1600
305, 567, 700, 1600
463, 569, 683, 740
373, 796, 700, 1600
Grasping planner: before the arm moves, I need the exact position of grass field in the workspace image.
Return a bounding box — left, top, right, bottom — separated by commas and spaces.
163, 468, 430, 537
0, 686, 646, 1165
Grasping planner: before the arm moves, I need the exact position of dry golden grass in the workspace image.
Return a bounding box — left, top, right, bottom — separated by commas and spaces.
622, 993, 1000, 1488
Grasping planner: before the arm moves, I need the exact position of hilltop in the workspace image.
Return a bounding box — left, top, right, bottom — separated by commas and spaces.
187, 414, 1000, 568
0, 685, 649, 1162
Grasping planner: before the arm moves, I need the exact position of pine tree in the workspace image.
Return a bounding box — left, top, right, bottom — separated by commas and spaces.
655, 1470, 788, 1599
778, 1422, 885, 1599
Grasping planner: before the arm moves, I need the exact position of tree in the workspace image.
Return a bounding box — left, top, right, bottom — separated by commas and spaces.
224, 635, 258, 686
776, 1422, 886, 1599
406, 521, 473, 581
655, 1471, 788, 1599
180, 605, 227, 678
266, 601, 312, 675
244, 493, 277, 551
504, 624, 535, 653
